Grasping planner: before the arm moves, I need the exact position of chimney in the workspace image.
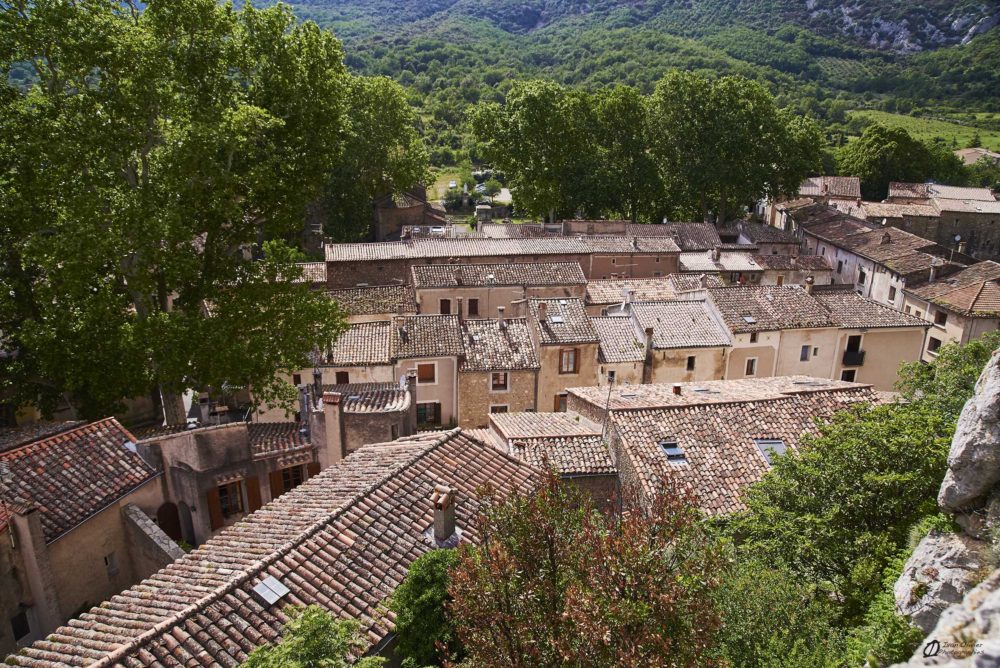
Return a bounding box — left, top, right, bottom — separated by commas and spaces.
319, 392, 345, 466
454, 268, 463, 285
431, 484, 456, 542
497, 306, 506, 328
298, 385, 311, 436
711, 246, 721, 262
672, 383, 682, 396
880, 231, 891, 245
699, 273, 708, 289
457, 296, 464, 323
929, 265, 938, 283
642, 327, 654, 385
805, 275, 815, 295
537, 302, 547, 321
790, 256, 797, 269
394, 314, 406, 339
632, 236, 639, 249
312, 367, 323, 399
396, 303, 406, 316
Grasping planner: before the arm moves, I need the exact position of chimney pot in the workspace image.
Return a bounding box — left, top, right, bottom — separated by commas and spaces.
881, 231, 891, 245
699, 273, 708, 289
498, 306, 506, 328
805, 275, 815, 295
431, 484, 456, 542
537, 302, 547, 320
672, 383, 682, 396
711, 246, 721, 262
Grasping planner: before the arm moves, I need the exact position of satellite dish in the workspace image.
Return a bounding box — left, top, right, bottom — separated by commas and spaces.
954, 235, 962, 242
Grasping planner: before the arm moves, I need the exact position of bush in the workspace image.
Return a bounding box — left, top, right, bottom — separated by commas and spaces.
389, 550, 460, 667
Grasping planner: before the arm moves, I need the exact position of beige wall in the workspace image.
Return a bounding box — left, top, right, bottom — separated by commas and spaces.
725, 331, 780, 379
648, 348, 728, 384
598, 361, 643, 387
417, 285, 585, 316
457, 370, 538, 429
903, 294, 1000, 363
255, 366, 395, 422
759, 269, 833, 287
395, 357, 458, 426
589, 253, 679, 280
773, 328, 841, 379
537, 343, 600, 411
832, 328, 926, 390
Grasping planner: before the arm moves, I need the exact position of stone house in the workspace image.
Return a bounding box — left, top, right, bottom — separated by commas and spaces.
391, 314, 464, 429
902, 261, 1000, 362
411, 262, 587, 316
758, 176, 862, 230
679, 249, 764, 285
319, 381, 418, 456
527, 298, 600, 412
751, 254, 833, 287
591, 316, 646, 387
320, 320, 395, 385
585, 277, 686, 316
373, 187, 448, 242
457, 318, 540, 428
735, 220, 801, 256
0, 420, 175, 656
629, 301, 732, 384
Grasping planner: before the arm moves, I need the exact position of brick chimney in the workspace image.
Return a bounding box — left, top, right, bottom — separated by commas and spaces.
314, 392, 345, 467
431, 484, 456, 542
456, 296, 464, 324
672, 383, 682, 396
537, 302, 547, 321
11, 507, 63, 637
805, 275, 815, 295
498, 306, 506, 329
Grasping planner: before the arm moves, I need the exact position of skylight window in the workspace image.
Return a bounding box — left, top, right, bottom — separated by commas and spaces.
252, 576, 290, 607
754, 439, 787, 465
658, 438, 685, 461
742, 315, 757, 324
550, 315, 565, 324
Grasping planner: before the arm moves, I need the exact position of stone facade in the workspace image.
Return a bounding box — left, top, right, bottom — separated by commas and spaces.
457, 369, 538, 429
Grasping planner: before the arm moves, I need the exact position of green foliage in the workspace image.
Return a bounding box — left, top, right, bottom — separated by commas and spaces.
845, 554, 925, 667
896, 330, 1000, 422
0, 0, 352, 418
242, 605, 382, 668
837, 123, 941, 199
389, 550, 460, 667
714, 559, 846, 668
731, 402, 952, 623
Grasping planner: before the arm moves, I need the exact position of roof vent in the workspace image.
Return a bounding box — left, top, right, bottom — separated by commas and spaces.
658, 439, 685, 461
252, 576, 291, 607
559, 299, 568, 305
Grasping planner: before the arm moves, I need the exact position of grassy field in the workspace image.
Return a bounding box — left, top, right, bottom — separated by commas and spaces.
850, 110, 1000, 152
428, 168, 465, 201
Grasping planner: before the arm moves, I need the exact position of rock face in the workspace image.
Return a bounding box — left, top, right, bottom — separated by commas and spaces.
939, 353, 1000, 534
895, 531, 990, 634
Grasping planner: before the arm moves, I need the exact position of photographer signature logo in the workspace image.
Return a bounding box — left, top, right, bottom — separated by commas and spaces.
923, 640, 941, 658
922, 638, 985, 659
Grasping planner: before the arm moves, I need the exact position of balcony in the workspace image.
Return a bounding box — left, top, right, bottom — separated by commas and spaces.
842, 350, 866, 367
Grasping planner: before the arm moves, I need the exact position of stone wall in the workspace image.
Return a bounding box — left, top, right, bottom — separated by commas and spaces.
122, 503, 184, 578
457, 370, 538, 429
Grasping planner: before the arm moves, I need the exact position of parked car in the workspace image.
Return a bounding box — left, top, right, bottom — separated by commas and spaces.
448, 180, 457, 189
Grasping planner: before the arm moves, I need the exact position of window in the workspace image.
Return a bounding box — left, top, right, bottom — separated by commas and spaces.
491, 372, 509, 391
555, 393, 568, 412
905, 305, 911, 314
915, 310, 923, 319
776, 275, 784, 286
888, 286, 897, 302
800, 345, 811, 362
749, 332, 758, 343
658, 439, 685, 461
846, 335, 862, 353
935, 311, 948, 327
686, 356, 696, 371
335, 371, 349, 385
10, 609, 29, 642
468, 298, 480, 317
928, 337, 943, 354
607, 370, 616, 384
391, 424, 398, 440
281, 466, 305, 494
218, 481, 244, 519
745, 357, 758, 377
104, 552, 119, 577
837, 260, 843, 274
841, 369, 857, 382
292, 373, 301, 386
439, 298, 451, 315
416, 363, 436, 384
559, 348, 579, 374
490, 405, 509, 414
754, 439, 787, 465
858, 268, 867, 285
416, 402, 442, 426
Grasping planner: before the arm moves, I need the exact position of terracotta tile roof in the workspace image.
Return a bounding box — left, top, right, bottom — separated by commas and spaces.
610, 385, 876, 514
0, 418, 157, 543
926, 184, 996, 201
326, 285, 416, 317
327, 321, 392, 367
854, 201, 939, 219
626, 223, 722, 251
586, 278, 677, 306
799, 176, 862, 199
708, 285, 833, 333
737, 221, 799, 245
579, 236, 681, 254
631, 302, 732, 349
489, 411, 601, 439
325, 237, 592, 263
812, 289, 929, 329
889, 182, 931, 199
750, 254, 832, 271
478, 223, 553, 239
323, 383, 411, 414
669, 273, 726, 292
507, 436, 616, 476
459, 318, 540, 372
905, 261, 1000, 317
411, 262, 586, 288
294, 262, 327, 285
679, 251, 763, 273
568, 376, 875, 411
0, 421, 84, 454
528, 298, 599, 345
934, 198, 1000, 214
247, 422, 311, 458
6, 430, 537, 667
591, 316, 646, 363
392, 314, 464, 359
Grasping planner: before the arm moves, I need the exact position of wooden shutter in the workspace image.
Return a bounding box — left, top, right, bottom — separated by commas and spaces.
307, 462, 321, 478
246, 477, 262, 513
269, 470, 284, 500
206, 487, 224, 531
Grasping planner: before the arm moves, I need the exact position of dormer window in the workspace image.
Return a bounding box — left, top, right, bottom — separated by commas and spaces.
658, 438, 685, 461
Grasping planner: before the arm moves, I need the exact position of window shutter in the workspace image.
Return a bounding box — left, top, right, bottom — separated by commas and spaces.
246, 477, 262, 513
206, 487, 224, 531
269, 470, 284, 499
307, 462, 321, 478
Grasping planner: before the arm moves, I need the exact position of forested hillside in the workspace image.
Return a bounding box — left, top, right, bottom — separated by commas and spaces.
274, 0, 1000, 164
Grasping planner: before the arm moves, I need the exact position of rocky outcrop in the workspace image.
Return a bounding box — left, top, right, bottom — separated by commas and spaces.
895, 531, 990, 634
939, 353, 1000, 537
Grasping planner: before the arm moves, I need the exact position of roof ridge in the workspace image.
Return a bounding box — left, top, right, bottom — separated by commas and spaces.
89, 429, 462, 668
